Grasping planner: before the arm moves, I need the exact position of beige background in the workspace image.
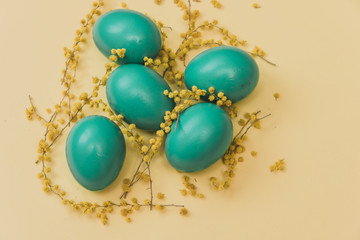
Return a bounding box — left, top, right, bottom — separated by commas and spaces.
1, 0, 360, 239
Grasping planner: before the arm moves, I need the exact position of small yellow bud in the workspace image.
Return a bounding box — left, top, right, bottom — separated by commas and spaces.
175, 73, 182, 80
225, 100, 232, 107
180, 189, 187, 196
79, 92, 88, 101
252, 3, 261, 8
274, 92, 280, 100
154, 59, 161, 66
141, 145, 149, 153
208, 87, 215, 93
197, 193, 205, 198
209, 95, 215, 101
216, 100, 224, 106
170, 113, 177, 120
109, 55, 118, 62
164, 126, 171, 133
156, 130, 165, 137
180, 208, 188, 216
157, 192, 165, 199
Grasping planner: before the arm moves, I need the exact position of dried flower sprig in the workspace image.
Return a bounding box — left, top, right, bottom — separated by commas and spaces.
270, 159, 286, 172
180, 175, 205, 198
209, 111, 271, 190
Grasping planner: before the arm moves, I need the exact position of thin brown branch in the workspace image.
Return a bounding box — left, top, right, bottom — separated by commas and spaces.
240, 113, 271, 140
175, 112, 180, 131
49, 98, 92, 149
28, 95, 47, 122
187, 0, 191, 30
146, 162, 153, 210
161, 26, 173, 31
120, 158, 145, 199
233, 110, 261, 140
248, 52, 277, 66
175, 24, 206, 55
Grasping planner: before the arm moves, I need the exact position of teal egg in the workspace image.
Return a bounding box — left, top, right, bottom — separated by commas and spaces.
184, 46, 259, 103
165, 103, 233, 173
66, 115, 126, 191
106, 64, 175, 131
93, 9, 162, 64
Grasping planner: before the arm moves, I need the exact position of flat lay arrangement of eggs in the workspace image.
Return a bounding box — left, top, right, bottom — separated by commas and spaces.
65, 9, 259, 191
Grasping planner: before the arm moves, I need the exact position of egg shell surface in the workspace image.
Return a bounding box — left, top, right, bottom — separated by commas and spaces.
93, 9, 162, 64
165, 103, 233, 173
184, 46, 259, 103
66, 115, 126, 191
106, 64, 175, 131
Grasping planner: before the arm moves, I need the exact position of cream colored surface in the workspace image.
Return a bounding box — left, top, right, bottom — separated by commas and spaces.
1, 0, 360, 239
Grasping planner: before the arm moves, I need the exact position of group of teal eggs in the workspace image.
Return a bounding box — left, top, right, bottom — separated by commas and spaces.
66, 9, 259, 191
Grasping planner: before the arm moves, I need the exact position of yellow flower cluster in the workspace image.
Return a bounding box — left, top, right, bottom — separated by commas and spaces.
109, 48, 126, 62
180, 208, 189, 216
205, 87, 239, 118
209, 111, 270, 190
241, 112, 262, 129
251, 46, 266, 57
210, 145, 238, 191
143, 48, 179, 85
179, 175, 205, 198
174, 0, 189, 12
121, 2, 128, 9
211, 0, 222, 9
273, 92, 280, 100
180, 207, 188, 215
25, 105, 35, 120
252, 3, 261, 8
164, 86, 206, 105
157, 192, 165, 199
207, 89, 232, 107
61, 0, 103, 85
61, 196, 175, 225
270, 159, 285, 172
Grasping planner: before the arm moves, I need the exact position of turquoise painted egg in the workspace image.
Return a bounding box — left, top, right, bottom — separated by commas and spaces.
184, 46, 259, 103
106, 64, 175, 131
93, 9, 162, 64
165, 103, 233, 173
66, 115, 126, 191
